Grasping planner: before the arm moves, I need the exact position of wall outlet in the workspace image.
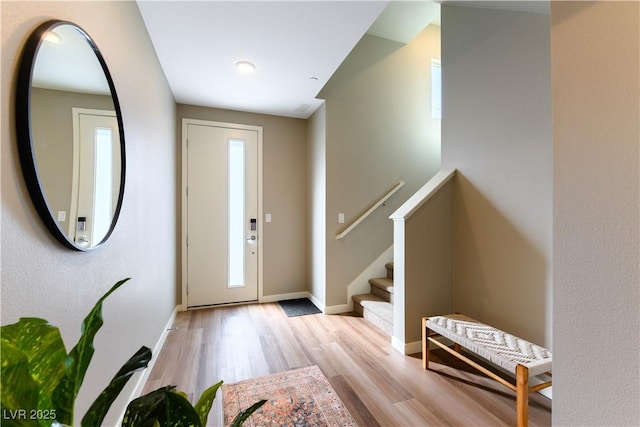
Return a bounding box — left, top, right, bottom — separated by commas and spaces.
57, 211, 66, 222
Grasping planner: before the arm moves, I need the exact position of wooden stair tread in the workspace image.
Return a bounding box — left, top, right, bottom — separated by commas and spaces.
352, 294, 392, 315
353, 292, 384, 304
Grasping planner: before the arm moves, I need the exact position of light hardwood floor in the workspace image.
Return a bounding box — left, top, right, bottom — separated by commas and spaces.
141, 303, 551, 426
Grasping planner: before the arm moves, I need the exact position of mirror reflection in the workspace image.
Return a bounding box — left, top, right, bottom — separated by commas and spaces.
20, 21, 125, 250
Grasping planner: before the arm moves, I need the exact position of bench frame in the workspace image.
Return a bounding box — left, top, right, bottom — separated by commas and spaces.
422, 317, 552, 427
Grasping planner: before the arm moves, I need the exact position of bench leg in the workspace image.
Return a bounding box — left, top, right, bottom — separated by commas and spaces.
516, 364, 529, 427
422, 317, 430, 370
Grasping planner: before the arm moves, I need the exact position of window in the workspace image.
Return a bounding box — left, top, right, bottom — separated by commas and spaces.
431, 59, 442, 120
228, 139, 245, 287
92, 127, 113, 243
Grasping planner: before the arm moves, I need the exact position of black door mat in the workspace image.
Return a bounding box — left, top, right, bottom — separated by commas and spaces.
278, 298, 322, 317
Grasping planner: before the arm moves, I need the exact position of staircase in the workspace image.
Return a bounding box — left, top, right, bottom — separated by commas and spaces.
352, 262, 394, 335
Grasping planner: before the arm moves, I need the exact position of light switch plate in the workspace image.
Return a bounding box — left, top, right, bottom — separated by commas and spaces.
57, 211, 66, 222
266, 213, 272, 223
338, 213, 345, 224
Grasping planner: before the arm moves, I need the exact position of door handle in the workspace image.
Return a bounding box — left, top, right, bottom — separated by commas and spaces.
246, 235, 257, 242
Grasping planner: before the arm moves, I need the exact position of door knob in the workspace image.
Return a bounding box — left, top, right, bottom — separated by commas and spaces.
246, 235, 257, 242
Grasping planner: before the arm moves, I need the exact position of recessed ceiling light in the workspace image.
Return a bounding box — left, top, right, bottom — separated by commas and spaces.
235, 61, 256, 73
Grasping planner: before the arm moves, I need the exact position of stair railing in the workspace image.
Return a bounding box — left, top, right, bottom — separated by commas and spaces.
335, 181, 405, 240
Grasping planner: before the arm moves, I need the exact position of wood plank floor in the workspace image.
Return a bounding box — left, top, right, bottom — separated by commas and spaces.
141, 303, 551, 426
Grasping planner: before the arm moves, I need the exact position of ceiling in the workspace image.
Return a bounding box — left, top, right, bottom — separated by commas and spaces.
136, 1, 548, 120
136, 1, 444, 119
34, 23, 111, 95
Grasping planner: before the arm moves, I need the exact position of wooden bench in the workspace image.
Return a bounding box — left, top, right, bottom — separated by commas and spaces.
422, 314, 552, 427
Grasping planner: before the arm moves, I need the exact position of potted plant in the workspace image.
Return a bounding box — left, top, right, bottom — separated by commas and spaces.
1, 278, 265, 426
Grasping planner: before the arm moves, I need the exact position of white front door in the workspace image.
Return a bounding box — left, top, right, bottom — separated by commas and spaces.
71, 108, 120, 247
184, 120, 260, 307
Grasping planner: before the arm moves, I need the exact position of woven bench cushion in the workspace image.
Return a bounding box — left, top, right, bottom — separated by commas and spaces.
426, 314, 552, 377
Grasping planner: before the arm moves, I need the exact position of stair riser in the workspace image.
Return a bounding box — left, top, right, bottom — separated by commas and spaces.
353, 297, 393, 336
361, 305, 392, 335
353, 302, 364, 317
371, 286, 393, 303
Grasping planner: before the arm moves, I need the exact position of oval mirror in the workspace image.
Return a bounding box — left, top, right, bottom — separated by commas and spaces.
16, 20, 125, 251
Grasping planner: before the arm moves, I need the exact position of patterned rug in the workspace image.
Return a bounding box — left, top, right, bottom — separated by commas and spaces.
222, 365, 357, 426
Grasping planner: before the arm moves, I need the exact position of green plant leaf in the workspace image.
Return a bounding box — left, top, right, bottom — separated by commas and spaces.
193, 380, 223, 427
161, 390, 201, 427
122, 385, 201, 427
0, 340, 39, 427
1, 317, 67, 427
53, 278, 131, 425
81, 346, 152, 427
122, 386, 171, 427
231, 399, 267, 427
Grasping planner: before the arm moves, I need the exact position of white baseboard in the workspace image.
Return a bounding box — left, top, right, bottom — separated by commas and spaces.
539, 387, 552, 399
115, 305, 178, 424
535, 382, 553, 399
260, 291, 310, 304
391, 336, 422, 355
260, 292, 333, 316
391, 336, 405, 354
324, 303, 351, 315
404, 340, 422, 355
260, 292, 352, 316
260, 245, 392, 316
306, 293, 326, 313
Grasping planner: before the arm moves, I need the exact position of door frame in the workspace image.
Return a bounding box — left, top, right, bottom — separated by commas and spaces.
181, 118, 263, 310
70, 107, 118, 241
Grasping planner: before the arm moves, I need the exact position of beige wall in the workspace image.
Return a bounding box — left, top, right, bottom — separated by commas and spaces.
318, 25, 441, 307
31, 88, 113, 232
441, 6, 552, 347
1, 2, 177, 424
307, 102, 327, 305
176, 105, 308, 299
551, 2, 640, 425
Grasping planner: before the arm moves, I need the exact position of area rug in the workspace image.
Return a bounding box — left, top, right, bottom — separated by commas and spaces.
278, 298, 322, 317
222, 365, 357, 426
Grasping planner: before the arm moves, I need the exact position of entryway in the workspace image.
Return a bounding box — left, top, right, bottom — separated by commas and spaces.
182, 119, 262, 308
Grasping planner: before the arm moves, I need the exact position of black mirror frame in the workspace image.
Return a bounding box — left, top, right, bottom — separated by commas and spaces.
15, 20, 126, 251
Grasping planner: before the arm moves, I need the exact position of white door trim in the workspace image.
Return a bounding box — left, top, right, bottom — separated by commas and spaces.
181, 118, 263, 310
71, 107, 117, 243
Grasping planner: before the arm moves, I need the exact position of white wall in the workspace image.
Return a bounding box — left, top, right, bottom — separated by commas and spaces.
318, 26, 441, 308
1, 2, 177, 424
551, 2, 640, 425
308, 103, 327, 307
441, 5, 553, 347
